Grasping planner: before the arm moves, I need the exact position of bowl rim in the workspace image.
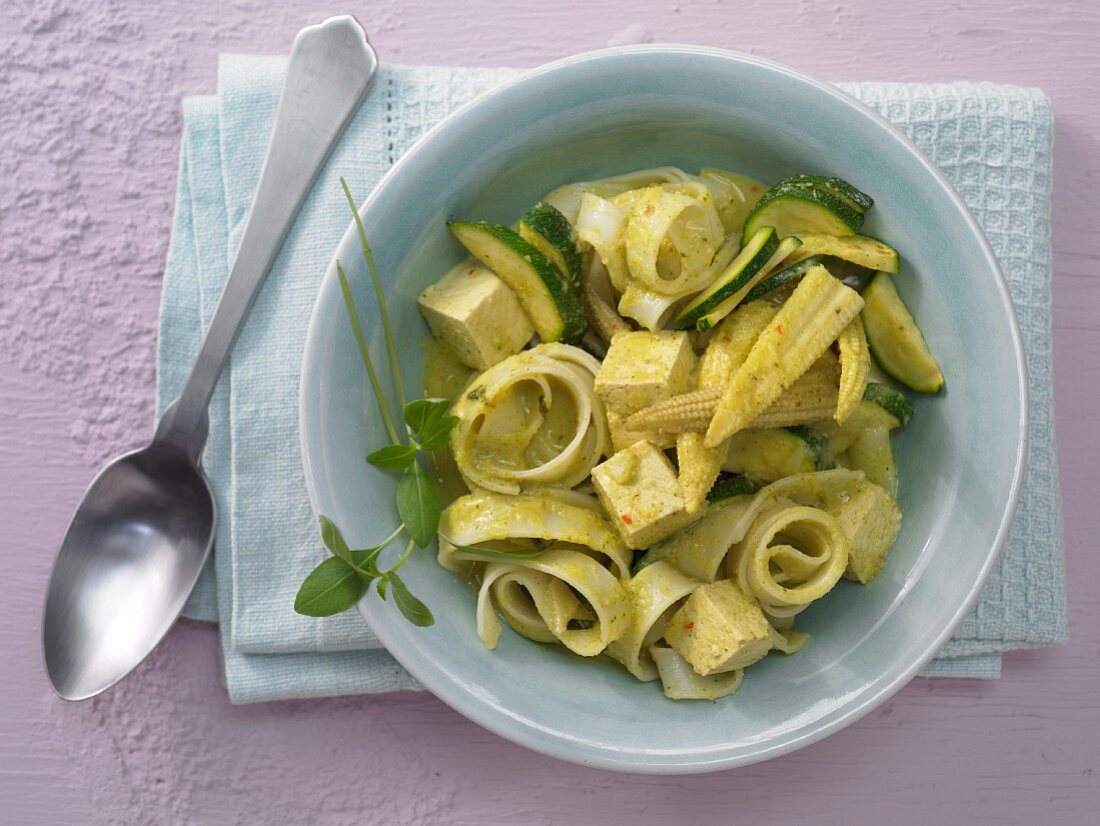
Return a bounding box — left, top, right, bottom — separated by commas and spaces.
300, 43, 1029, 773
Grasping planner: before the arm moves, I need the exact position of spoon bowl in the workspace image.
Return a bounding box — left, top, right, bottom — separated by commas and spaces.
43, 446, 214, 700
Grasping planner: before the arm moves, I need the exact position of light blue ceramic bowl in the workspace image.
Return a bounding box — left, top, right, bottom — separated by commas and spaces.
300, 46, 1026, 773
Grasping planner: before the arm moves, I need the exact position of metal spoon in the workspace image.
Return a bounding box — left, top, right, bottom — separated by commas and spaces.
42, 16, 378, 700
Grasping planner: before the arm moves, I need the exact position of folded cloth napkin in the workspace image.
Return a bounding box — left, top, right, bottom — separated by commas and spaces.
157, 55, 1065, 703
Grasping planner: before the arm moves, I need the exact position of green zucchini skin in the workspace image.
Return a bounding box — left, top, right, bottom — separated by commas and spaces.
862, 272, 944, 393
519, 201, 583, 286
743, 255, 875, 303
862, 382, 915, 427
706, 473, 764, 503
674, 226, 779, 329
723, 427, 835, 481
777, 174, 874, 212
694, 235, 803, 331
785, 425, 836, 470
448, 220, 586, 344
743, 255, 825, 303
742, 183, 864, 244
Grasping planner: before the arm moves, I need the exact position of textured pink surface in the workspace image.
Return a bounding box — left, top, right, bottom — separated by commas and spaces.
2, 0, 1098, 821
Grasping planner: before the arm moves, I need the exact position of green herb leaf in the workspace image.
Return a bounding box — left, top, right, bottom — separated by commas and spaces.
294, 556, 370, 617
319, 516, 399, 581
375, 575, 389, 599
319, 515, 354, 564
397, 461, 441, 548
416, 415, 460, 451
403, 398, 450, 435
441, 535, 557, 560
366, 443, 418, 469
351, 545, 385, 578
389, 573, 435, 627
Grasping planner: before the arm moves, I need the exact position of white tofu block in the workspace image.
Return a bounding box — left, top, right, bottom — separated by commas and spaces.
605, 409, 676, 453
591, 440, 696, 549
418, 261, 534, 370
593, 330, 696, 416
664, 580, 771, 675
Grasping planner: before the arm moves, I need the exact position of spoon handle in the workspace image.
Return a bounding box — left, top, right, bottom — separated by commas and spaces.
155, 16, 378, 461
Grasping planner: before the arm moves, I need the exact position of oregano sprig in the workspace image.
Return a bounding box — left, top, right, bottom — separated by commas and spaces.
294, 178, 456, 625
294, 178, 536, 626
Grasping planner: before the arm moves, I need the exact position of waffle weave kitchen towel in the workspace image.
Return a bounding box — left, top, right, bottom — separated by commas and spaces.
157, 56, 1064, 702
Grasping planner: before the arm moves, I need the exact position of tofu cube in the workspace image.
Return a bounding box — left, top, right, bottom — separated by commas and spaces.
837, 482, 903, 584
418, 261, 534, 370
605, 409, 675, 453
593, 331, 696, 416
664, 580, 771, 675
591, 440, 696, 549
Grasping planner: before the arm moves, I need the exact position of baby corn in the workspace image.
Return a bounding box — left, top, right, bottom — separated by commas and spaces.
627, 385, 723, 433
675, 432, 725, 514
705, 266, 864, 447
835, 315, 870, 424
627, 355, 841, 434
696, 301, 779, 389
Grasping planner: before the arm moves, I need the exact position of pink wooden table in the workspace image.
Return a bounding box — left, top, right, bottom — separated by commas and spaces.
2, 1, 1097, 822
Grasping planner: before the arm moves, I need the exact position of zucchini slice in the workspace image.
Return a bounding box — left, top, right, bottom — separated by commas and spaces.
693, 235, 803, 331
706, 472, 763, 503
788, 234, 899, 274
862, 381, 915, 427
742, 183, 863, 244
673, 226, 779, 329
844, 427, 898, 497
448, 221, 586, 344
861, 272, 944, 393
744, 255, 877, 304
723, 426, 834, 480
777, 174, 874, 212
813, 384, 912, 454
787, 426, 836, 469
519, 202, 583, 286
742, 255, 820, 303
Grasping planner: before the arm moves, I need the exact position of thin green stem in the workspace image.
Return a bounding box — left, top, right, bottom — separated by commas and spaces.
337, 260, 400, 446
376, 524, 406, 553
340, 177, 407, 411
385, 539, 416, 575
347, 523, 406, 578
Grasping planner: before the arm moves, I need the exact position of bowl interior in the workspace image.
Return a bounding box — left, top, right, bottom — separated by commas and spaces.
300, 47, 1024, 772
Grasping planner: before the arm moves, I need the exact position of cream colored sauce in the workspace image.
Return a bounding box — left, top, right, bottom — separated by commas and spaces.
422, 336, 476, 403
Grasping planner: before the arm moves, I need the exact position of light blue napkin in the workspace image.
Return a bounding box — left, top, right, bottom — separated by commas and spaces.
157, 57, 1065, 702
